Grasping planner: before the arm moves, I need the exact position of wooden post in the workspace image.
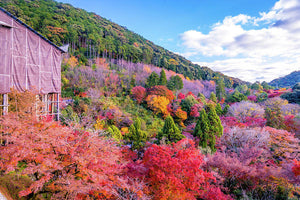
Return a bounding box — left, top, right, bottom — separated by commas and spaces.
57, 93, 60, 121
3, 94, 8, 115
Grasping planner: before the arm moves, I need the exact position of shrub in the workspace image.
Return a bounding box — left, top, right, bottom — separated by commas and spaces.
131, 86, 147, 104
147, 85, 175, 101
227, 101, 264, 121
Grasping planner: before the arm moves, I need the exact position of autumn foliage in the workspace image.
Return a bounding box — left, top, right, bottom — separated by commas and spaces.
139, 139, 230, 200
146, 95, 170, 117
292, 159, 300, 176
0, 114, 147, 199
131, 86, 147, 104
147, 85, 175, 101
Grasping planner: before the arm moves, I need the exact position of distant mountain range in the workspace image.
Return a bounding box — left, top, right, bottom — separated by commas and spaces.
0, 0, 247, 87
269, 71, 300, 88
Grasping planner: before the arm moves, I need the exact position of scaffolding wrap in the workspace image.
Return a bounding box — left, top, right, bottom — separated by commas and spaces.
0, 8, 63, 95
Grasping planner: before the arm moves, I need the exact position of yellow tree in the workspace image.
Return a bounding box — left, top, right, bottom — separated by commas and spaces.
146, 95, 170, 117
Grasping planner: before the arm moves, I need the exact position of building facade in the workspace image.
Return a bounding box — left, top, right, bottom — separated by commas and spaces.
0, 7, 66, 117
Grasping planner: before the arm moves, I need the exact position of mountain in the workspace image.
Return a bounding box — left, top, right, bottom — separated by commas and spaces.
269, 71, 300, 88
0, 0, 247, 87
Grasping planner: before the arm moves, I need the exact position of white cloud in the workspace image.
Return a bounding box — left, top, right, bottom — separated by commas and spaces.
196, 58, 299, 82
180, 0, 300, 82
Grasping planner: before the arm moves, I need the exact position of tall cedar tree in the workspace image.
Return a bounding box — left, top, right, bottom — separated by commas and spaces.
193, 109, 209, 148
209, 92, 217, 103
146, 71, 159, 88
216, 78, 225, 101
159, 69, 167, 86
206, 104, 223, 138
167, 75, 183, 91
156, 115, 185, 144
126, 118, 147, 150
206, 104, 223, 152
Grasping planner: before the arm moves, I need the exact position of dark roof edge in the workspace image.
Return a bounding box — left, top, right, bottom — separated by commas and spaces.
0, 7, 67, 53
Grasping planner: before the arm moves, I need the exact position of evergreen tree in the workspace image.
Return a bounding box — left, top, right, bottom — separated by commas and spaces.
146, 72, 159, 88
251, 82, 262, 90
215, 103, 222, 116
245, 88, 251, 96
167, 75, 183, 91
222, 104, 230, 115
209, 92, 217, 103
197, 92, 206, 104
216, 78, 225, 101
226, 90, 247, 103
261, 81, 271, 90
159, 69, 167, 86
206, 104, 223, 138
157, 115, 185, 144
125, 118, 147, 150
193, 109, 209, 148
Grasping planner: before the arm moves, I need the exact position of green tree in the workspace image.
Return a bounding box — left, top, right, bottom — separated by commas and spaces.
216, 78, 225, 101
180, 95, 198, 114
215, 103, 222, 116
159, 69, 167, 86
145, 71, 159, 88
206, 104, 223, 138
156, 115, 185, 144
107, 125, 123, 142
193, 109, 209, 148
245, 88, 251, 96
281, 83, 300, 104
205, 104, 223, 152
197, 92, 206, 104
261, 81, 273, 90
193, 105, 223, 152
251, 82, 262, 90
257, 92, 268, 102
209, 92, 217, 103
236, 84, 248, 94
125, 118, 147, 150
167, 75, 183, 91
222, 104, 230, 115
226, 90, 247, 103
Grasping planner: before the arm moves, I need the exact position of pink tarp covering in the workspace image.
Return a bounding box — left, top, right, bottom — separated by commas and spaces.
0, 10, 62, 94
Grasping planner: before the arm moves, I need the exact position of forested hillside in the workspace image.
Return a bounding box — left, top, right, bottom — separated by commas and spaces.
269, 71, 300, 88
0, 0, 246, 87
1, 0, 300, 199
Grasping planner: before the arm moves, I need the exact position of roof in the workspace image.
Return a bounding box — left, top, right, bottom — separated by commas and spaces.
0, 20, 12, 28
0, 7, 67, 53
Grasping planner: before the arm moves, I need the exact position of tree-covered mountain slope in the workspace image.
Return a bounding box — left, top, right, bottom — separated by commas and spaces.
269, 71, 300, 88
0, 0, 247, 87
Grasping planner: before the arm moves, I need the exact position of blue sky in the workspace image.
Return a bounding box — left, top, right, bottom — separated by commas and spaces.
59, 0, 300, 82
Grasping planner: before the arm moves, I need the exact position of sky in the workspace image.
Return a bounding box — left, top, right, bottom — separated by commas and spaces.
59, 0, 300, 83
